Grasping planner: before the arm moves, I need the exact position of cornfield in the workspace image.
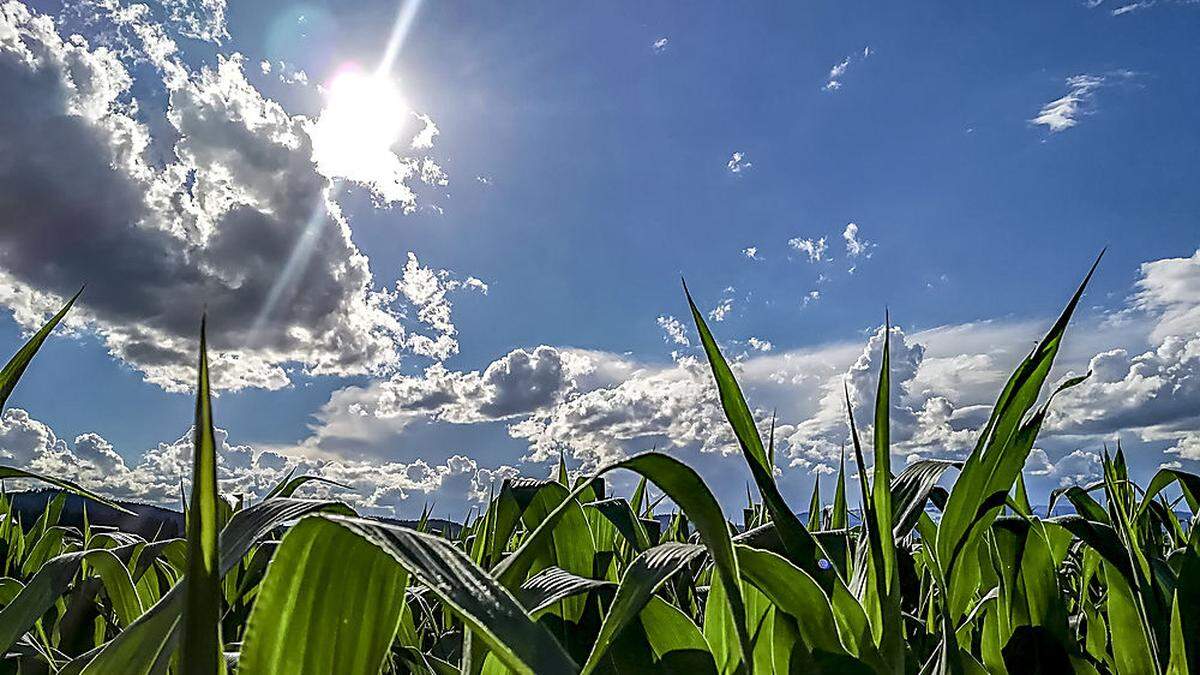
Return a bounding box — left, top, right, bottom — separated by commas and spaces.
0, 255, 1196, 675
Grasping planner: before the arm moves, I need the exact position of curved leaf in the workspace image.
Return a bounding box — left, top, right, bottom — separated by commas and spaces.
517, 566, 614, 615
237, 516, 409, 675
581, 543, 706, 673
307, 514, 579, 675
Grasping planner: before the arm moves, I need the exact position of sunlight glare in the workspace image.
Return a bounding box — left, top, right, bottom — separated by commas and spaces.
310, 67, 409, 180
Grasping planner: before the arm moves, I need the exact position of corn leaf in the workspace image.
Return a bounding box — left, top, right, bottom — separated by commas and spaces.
685, 282, 824, 579
238, 516, 409, 675
180, 316, 224, 675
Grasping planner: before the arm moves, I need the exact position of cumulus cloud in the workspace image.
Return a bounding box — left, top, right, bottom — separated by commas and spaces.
742, 246, 761, 261
748, 337, 773, 353
1028, 448, 1101, 487
0, 1, 453, 392
0, 407, 514, 516
397, 253, 487, 361
789, 236, 827, 262
726, 151, 751, 174
651, 37, 668, 54
508, 354, 742, 468
293, 344, 596, 460
11, 243, 1200, 513
1048, 250, 1200, 452
843, 223, 873, 258
657, 315, 690, 347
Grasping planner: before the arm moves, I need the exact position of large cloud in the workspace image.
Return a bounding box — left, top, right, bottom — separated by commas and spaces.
0, 1, 454, 392
0, 406, 515, 516
1048, 250, 1200, 446
4, 249, 1199, 515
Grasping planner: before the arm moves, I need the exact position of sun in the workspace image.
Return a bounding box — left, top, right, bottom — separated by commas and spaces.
309, 66, 409, 182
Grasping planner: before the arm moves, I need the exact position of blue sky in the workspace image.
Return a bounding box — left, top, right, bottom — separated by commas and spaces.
0, 0, 1198, 516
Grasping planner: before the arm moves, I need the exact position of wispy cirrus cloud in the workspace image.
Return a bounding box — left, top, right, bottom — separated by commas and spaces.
1030, 71, 1136, 133
823, 45, 871, 92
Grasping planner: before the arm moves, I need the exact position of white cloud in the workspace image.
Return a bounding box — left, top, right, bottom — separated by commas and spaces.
0, 1, 455, 392
823, 57, 850, 91
158, 0, 228, 43
1030, 74, 1106, 133
727, 151, 751, 174
396, 253, 487, 361
748, 337, 773, 352
1167, 433, 1200, 461
1028, 448, 1101, 487
802, 290, 821, 306
843, 223, 873, 258
789, 236, 827, 262
823, 47, 869, 92
743, 246, 761, 261
657, 315, 690, 347
508, 354, 743, 469
709, 297, 733, 322
0, 407, 514, 516
410, 112, 439, 150
652, 37, 669, 53
1112, 1, 1155, 14
1047, 250, 1200, 451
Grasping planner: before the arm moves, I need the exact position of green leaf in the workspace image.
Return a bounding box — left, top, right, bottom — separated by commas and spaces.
586, 497, 652, 552
237, 516, 409, 675
306, 514, 578, 675
76, 498, 347, 675
890, 459, 959, 538
639, 596, 715, 669
1139, 468, 1200, 518
832, 446, 849, 530
1166, 528, 1200, 674
1105, 561, 1156, 675
936, 254, 1100, 608
807, 477, 823, 531
684, 282, 824, 578
581, 542, 706, 673
262, 473, 350, 501
735, 545, 856, 659
0, 287, 80, 410
495, 452, 755, 673
517, 566, 614, 615
0, 544, 138, 654
181, 316, 224, 675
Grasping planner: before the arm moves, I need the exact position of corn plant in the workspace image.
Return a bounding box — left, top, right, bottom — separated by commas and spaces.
0, 255, 1194, 674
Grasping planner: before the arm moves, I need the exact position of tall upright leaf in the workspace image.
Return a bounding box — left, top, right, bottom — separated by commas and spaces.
807, 477, 823, 531
934, 254, 1100, 621
832, 446, 848, 530
180, 317, 223, 675
685, 282, 824, 578
0, 288, 80, 410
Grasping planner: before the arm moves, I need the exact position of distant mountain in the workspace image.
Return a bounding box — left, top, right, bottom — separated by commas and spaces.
8, 490, 185, 540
